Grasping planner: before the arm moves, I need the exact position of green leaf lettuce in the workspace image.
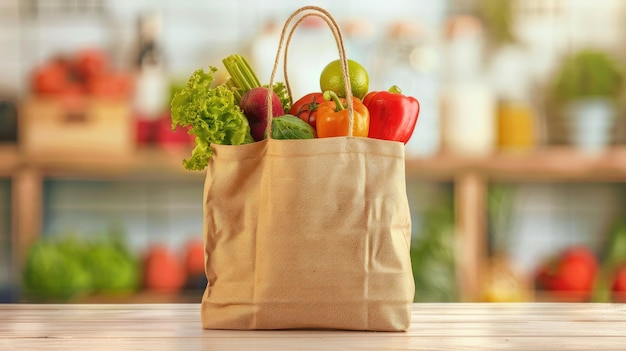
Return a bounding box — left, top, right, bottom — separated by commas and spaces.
171, 66, 254, 171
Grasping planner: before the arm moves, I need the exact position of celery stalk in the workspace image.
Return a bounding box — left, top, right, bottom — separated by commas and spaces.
222, 54, 262, 104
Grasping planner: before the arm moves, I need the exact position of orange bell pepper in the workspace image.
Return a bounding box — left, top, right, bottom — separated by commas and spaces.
316, 90, 370, 138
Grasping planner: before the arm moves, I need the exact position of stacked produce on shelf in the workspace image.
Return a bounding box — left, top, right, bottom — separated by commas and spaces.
136, 82, 195, 150
612, 265, 626, 302
170, 53, 420, 170
22, 232, 140, 301
30, 48, 133, 101
533, 221, 626, 302
534, 246, 598, 302
142, 239, 206, 293
22, 232, 206, 301
26, 48, 194, 154
23, 48, 136, 157
593, 220, 626, 302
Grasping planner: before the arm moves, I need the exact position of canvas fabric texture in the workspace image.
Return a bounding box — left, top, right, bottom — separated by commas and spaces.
200, 137, 414, 331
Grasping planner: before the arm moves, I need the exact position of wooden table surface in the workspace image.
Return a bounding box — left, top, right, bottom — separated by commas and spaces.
1, 303, 626, 350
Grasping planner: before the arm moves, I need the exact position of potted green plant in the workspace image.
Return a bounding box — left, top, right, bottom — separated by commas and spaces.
550, 49, 624, 153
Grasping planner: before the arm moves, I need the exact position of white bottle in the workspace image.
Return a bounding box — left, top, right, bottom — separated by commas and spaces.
133, 11, 168, 120
439, 16, 496, 157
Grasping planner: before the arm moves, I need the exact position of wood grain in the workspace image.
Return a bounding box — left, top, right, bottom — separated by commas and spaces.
1, 303, 625, 350
405, 146, 626, 181
0, 144, 19, 176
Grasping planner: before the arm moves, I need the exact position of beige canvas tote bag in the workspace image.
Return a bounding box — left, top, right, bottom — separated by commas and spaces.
200, 6, 414, 331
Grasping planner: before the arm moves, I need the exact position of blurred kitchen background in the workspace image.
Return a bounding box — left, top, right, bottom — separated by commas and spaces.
2, 0, 626, 303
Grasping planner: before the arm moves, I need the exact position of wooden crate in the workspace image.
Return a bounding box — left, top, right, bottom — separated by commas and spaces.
20, 97, 135, 157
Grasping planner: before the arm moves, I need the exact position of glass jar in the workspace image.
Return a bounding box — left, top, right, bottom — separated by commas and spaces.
439, 15, 496, 157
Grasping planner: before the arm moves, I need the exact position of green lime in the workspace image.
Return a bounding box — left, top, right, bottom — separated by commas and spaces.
319, 59, 369, 99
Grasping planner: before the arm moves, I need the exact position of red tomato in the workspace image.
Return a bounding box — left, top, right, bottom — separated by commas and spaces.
75, 48, 109, 81
183, 239, 205, 276
87, 73, 134, 99
612, 264, 626, 302
289, 92, 324, 129
143, 245, 185, 294
536, 246, 598, 301
136, 118, 155, 145
551, 248, 597, 290
155, 113, 195, 149
534, 265, 552, 291
32, 60, 70, 95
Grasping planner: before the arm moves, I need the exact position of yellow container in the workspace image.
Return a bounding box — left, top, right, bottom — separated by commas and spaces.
497, 100, 536, 152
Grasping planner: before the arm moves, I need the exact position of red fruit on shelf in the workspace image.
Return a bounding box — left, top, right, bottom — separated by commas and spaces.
143, 245, 185, 294
135, 118, 156, 145
75, 48, 109, 81
535, 246, 598, 301
552, 247, 597, 289
184, 239, 205, 277
612, 264, 626, 302
87, 73, 134, 100
32, 60, 70, 95
156, 114, 195, 149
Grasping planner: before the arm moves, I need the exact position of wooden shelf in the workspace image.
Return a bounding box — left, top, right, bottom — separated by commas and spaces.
20, 290, 205, 304
406, 147, 626, 181
0, 144, 20, 177
5, 144, 626, 181
8, 145, 626, 302
2, 145, 203, 180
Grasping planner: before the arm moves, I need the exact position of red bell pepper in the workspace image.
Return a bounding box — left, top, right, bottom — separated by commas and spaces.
363, 85, 420, 144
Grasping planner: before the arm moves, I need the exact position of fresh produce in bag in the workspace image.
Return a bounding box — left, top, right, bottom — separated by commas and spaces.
170, 54, 292, 170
